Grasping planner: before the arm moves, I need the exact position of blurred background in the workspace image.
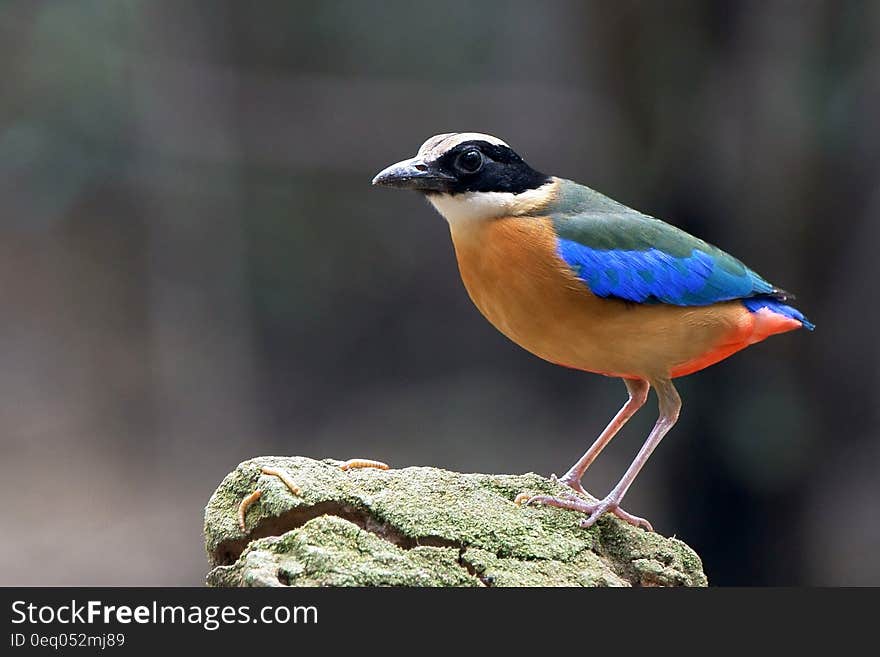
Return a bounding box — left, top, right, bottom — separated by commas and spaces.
1, 0, 877, 586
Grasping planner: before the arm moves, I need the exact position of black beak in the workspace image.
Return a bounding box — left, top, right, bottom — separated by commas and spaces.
371, 156, 455, 192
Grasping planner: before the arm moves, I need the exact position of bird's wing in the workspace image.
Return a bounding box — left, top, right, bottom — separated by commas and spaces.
550, 206, 789, 306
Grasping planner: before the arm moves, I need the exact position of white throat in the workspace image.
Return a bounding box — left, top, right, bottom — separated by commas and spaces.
426, 181, 557, 229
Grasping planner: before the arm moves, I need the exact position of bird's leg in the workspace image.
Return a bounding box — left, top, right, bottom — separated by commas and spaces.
556, 378, 650, 494
527, 378, 681, 532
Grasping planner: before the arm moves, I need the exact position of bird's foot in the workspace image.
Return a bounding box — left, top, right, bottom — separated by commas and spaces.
522, 492, 653, 532
543, 472, 652, 530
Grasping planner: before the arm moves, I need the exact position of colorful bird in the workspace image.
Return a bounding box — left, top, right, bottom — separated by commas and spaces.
372, 133, 813, 531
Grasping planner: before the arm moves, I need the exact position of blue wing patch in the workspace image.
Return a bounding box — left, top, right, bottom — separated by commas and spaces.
556, 239, 777, 306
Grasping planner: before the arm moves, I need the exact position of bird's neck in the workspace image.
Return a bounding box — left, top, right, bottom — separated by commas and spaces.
426, 179, 560, 232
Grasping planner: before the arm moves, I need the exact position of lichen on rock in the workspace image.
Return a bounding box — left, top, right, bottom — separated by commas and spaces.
204, 456, 707, 587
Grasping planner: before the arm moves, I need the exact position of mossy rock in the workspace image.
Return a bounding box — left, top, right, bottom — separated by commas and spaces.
205, 456, 706, 587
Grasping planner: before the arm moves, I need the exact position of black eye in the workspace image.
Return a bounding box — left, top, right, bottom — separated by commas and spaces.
455, 149, 483, 174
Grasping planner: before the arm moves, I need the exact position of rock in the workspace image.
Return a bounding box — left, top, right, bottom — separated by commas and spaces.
204, 456, 707, 587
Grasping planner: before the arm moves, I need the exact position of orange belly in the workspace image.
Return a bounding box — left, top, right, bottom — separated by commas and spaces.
448, 215, 797, 380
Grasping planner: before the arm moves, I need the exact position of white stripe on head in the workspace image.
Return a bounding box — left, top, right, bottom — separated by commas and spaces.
417, 133, 510, 161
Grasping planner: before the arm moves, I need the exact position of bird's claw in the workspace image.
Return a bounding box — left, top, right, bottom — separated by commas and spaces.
576, 501, 653, 532
523, 493, 593, 513
605, 505, 653, 532
521, 492, 653, 532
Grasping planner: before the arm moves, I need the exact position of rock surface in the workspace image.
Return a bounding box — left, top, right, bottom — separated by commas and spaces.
205, 456, 707, 587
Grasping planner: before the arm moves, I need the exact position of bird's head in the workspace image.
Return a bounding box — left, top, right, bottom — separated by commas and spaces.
372, 133, 554, 226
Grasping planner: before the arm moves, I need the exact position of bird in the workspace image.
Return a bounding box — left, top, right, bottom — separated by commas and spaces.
371, 132, 813, 532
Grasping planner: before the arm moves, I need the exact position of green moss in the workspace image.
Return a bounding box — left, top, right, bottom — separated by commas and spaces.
460, 547, 628, 587
205, 456, 707, 587
208, 516, 479, 587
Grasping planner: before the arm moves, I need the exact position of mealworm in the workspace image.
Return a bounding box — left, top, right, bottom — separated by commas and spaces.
339, 458, 390, 472
237, 489, 262, 532
513, 492, 532, 506
260, 466, 302, 496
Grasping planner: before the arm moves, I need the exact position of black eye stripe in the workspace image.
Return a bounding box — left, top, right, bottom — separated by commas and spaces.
446, 141, 517, 163
429, 139, 551, 195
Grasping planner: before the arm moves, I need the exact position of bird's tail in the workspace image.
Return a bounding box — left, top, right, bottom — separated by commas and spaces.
742, 297, 815, 331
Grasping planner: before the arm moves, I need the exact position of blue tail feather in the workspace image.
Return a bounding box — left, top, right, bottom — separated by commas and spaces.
742, 297, 815, 331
